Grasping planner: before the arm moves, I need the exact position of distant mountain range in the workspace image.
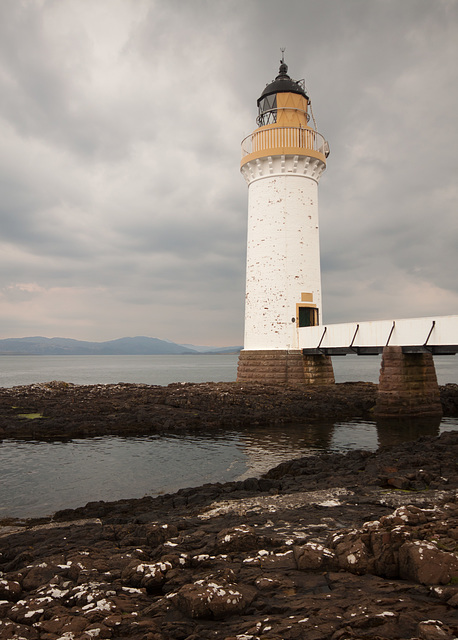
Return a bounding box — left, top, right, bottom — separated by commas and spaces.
0, 336, 242, 356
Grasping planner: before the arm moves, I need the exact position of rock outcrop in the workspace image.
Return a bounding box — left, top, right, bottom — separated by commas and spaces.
0, 380, 380, 440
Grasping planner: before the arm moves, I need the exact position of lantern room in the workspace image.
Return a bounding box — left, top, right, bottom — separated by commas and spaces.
256, 59, 310, 129
241, 58, 329, 166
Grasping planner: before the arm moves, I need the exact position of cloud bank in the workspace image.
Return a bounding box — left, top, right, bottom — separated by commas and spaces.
0, 0, 457, 345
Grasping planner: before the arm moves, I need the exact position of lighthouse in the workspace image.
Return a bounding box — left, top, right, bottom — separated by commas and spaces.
237, 57, 335, 385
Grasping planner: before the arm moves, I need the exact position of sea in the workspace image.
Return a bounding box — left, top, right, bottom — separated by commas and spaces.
0, 354, 457, 520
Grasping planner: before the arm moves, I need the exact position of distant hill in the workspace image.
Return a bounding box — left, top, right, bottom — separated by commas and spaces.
0, 336, 242, 356
177, 343, 242, 355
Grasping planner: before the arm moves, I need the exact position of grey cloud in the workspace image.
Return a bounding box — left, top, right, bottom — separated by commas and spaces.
0, 0, 456, 344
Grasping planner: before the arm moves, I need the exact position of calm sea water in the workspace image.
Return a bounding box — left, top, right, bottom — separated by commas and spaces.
0, 353, 457, 388
0, 354, 457, 519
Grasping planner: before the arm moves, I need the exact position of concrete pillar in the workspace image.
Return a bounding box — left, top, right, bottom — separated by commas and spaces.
237, 350, 335, 386
375, 346, 442, 418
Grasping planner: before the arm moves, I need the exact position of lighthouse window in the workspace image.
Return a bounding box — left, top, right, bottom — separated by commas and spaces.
258, 94, 277, 126
298, 306, 319, 327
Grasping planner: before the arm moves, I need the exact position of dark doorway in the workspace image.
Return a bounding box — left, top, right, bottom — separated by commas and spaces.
298, 306, 319, 327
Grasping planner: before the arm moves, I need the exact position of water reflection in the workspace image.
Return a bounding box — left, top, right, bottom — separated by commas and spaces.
236, 422, 336, 478
376, 416, 442, 448
240, 422, 336, 455
1, 416, 457, 520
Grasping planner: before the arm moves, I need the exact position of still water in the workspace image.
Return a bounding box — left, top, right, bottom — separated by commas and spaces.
1, 353, 457, 387
0, 354, 457, 519
2, 418, 457, 519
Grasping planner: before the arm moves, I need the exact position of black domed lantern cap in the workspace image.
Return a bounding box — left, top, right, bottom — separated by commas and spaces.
257, 60, 309, 107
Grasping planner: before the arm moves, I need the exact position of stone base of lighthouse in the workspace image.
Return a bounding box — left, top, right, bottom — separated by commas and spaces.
237, 350, 335, 386
375, 346, 442, 418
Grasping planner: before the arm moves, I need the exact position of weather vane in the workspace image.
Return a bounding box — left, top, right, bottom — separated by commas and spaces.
280, 47, 286, 63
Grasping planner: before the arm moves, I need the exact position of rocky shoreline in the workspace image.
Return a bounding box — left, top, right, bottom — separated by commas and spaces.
0, 380, 382, 441
1, 382, 458, 639
1, 380, 458, 441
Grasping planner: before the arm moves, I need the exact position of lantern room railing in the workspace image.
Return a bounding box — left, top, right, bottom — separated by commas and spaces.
241, 126, 330, 161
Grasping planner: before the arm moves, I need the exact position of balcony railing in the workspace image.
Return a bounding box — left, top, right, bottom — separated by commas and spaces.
241, 126, 329, 160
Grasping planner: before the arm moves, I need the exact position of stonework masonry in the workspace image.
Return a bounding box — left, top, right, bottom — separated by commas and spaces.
237, 349, 335, 385
375, 345, 443, 418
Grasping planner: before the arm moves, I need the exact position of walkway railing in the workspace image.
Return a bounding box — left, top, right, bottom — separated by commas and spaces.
241, 126, 329, 160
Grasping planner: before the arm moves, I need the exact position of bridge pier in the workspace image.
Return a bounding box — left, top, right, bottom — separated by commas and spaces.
375, 346, 442, 418
237, 350, 335, 386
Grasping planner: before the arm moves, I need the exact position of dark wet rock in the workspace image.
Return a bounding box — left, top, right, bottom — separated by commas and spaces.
22, 557, 70, 591
0, 381, 458, 444
440, 383, 458, 415
417, 619, 454, 639
0, 578, 21, 601
171, 575, 256, 619
324, 501, 458, 585
0, 620, 39, 639
122, 559, 172, 593
294, 541, 337, 571
386, 475, 411, 489
216, 524, 266, 552
399, 540, 458, 585
0, 380, 383, 440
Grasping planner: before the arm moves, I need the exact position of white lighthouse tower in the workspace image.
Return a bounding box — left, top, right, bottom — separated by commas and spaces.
237, 57, 334, 385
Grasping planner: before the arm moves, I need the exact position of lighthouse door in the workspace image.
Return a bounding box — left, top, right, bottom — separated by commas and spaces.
298, 306, 319, 327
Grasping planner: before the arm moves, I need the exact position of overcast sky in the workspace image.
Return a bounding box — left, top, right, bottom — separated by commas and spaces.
0, 0, 457, 346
